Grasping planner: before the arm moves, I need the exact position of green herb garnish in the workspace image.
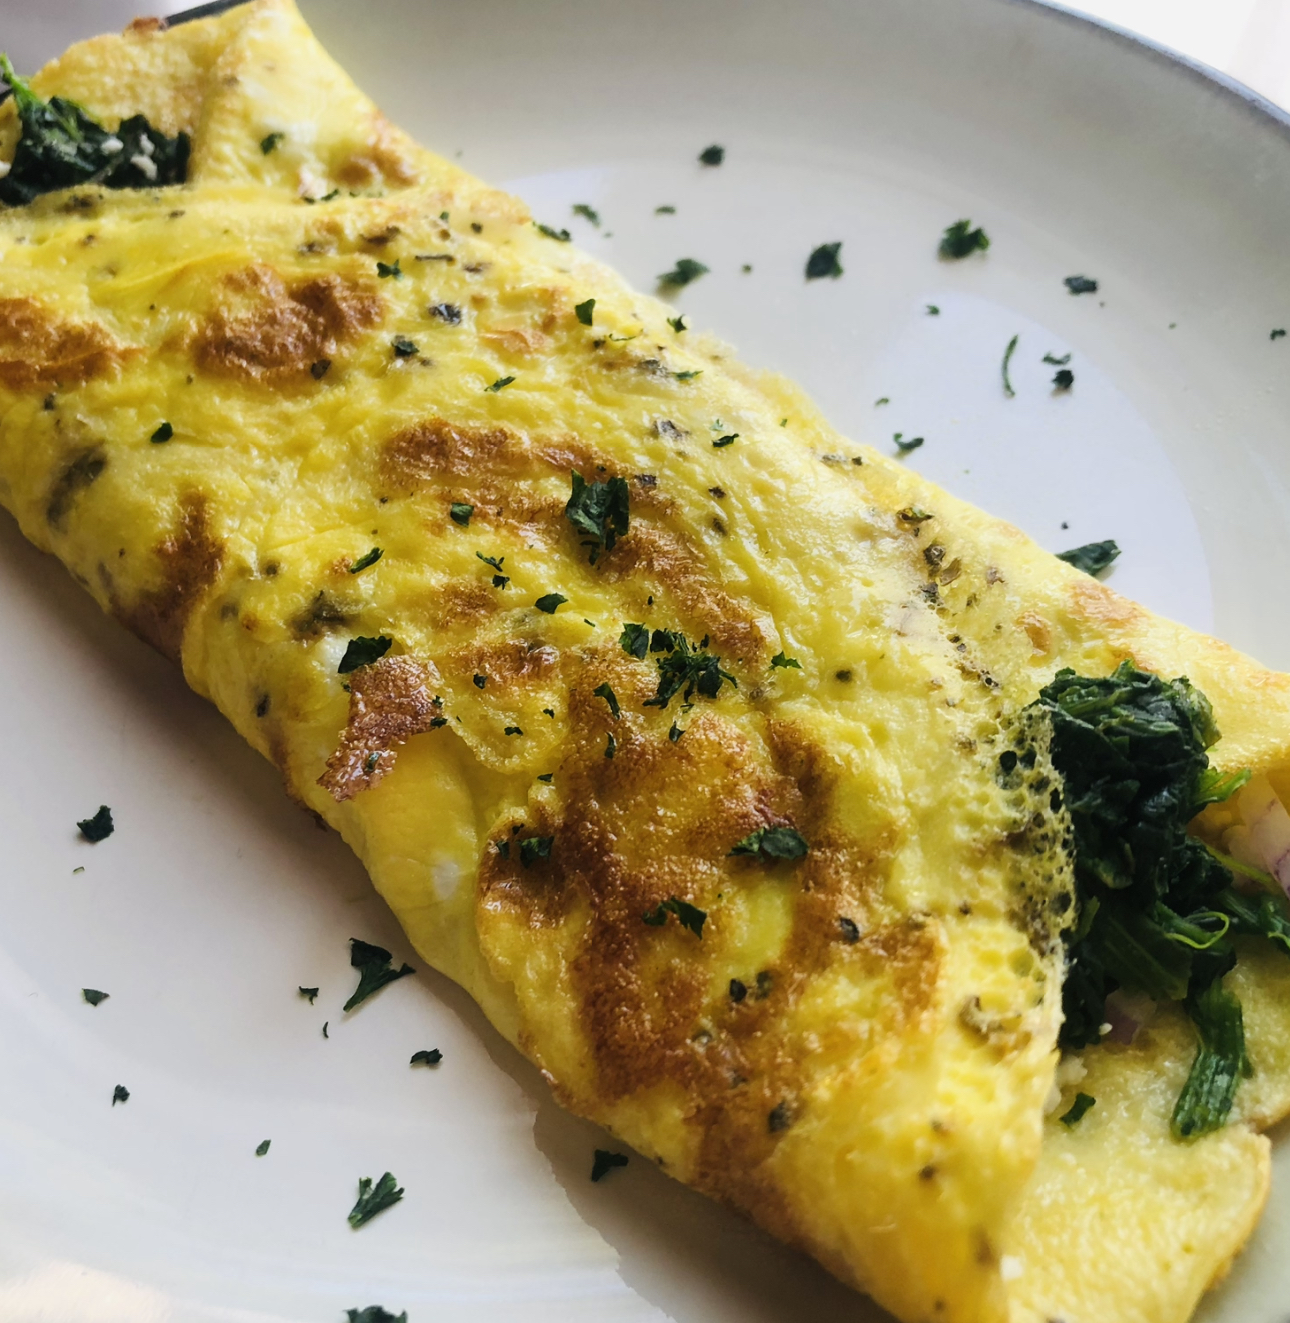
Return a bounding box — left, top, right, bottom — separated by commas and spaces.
1065, 275, 1098, 295
1059, 1092, 1096, 1127
430, 302, 462, 324
536, 222, 571, 241
673, 369, 703, 381
565, 471, 630, 563
894, 434, 924, 454
346, 1309, 407, 1323
392, 336, 418, 358
712, 433, 738, 448
298, 986, 319, 1003
668, 314, 687, 333
1002, 333, 1019, 397
572, 203, 601, 226
410, 1049, 442, 1066
939, 219, 990, 259
112, 1085, 129, 1106
805, 242, 843, 280
150, 421, 173, 444
376, 259, 402, 279
591, 1149, 629, 1181
473, 674, 487, 689
668, 722, 684, 742
259, 132, 283, 155
519, 835, 553, 868
343, 938, 413, 1013
77, 805, 114, 842
0, 54, 191, 206
642, 895, 707, 937
658, 258, 709, 288
642, 632, 735, 708
729, 826, 809, 861
575, 298, 595, 326
504, 726, 523, 736
348, 1172, 404, 1228
1272, 329, 1287, 341
450, 502, 473, 526
771, 652, 801, 670
256, 1139, 271, 1155
698, 144, 724, 166
620, 622, 649, 659
535, 592, 568, 614
593, 682, 621, 718
1056, 540, 1119, 576
82, 988, 108, 1006
655, 204, 676, 214
1043, 352, 1072, 366
338, 636, 392, 674
349, 547, 382, 573
486, 375, 515, 392
926, 304, 940, 315
1053, 368, 1074, 390
605, 732, 617, 759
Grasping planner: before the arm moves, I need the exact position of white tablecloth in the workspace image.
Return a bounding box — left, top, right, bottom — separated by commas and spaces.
1070, 0, 1290, 109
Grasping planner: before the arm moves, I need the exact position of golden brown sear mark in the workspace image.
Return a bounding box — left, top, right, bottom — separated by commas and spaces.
114, 492, 223, 662
319, 654, 444, 801
0, 297, 132, 390
193, 264, 382, 383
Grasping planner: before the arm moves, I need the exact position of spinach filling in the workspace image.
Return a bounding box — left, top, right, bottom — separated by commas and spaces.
0, 55, 189, 206
1023, 661, 1289, 1138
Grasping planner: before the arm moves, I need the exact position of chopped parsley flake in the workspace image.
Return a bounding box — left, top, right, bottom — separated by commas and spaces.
348, 1172, 404, 1228
643, 632, 736, 708
658, 258, 709, 288
473, 674, 487, 689
655, 205, 676, 214
485, 375, 516, 392
1053, 367, 1075, 390
1272, 329, 1287, 340
343, 938, 414, 1013
894, 434, 924, 454
1064, 275, 1098, 295
256, 1139, 271, 1156
1043, 352, 1072, 366
605, 732, 617, 759
504, 726, 523, 736
1002, 333, 1019, 398
839, 917, 860, 943
537, 773, 554, 783
535, 592, 568, 614
805, 242, 843, 280
429, 302, 462, 324
260, 132, 283, 154
771, 652, 801, 670
376, 259, 402, 279
410, 1049, 442, 1066
112, 1085, 129, 1106
642, 895, 707, 937
392, 336, 418, 357
338, 636, 392, 674
729, 978, 748, 1002
897, 506, 934, 525
730, 825, 809, 861
673, 369, 703, 381
875, 397, 890, 406
593, 682, 621, 718
575, 298, 595, 326
926, 304, 940, 315
536, 222, 571, 242
668, 314, 687, 333
698, 144, 725, 166
712, 434, 738, 449
591, 1149, 629, 1181
519, 835, 553, 868
349, 547, 382, 573
939, 219, 990, 259
150, 421, 173, 444
298, 986, 319, 1003
668, 721, 684, 743
572, 203, 601, 226
346, 1310, 407, 1323
565, 471, 630, 563
322, 1021, 329, 1038
310, 358, 331, 379
1060, 1093, 1096, 1127
77, 805, 114, 842
82, 988, 108, 1006
1056, 540, 1120, 576
450, 502, 473, 526
768, 1101, 792, 1133
620, 622, 650, 659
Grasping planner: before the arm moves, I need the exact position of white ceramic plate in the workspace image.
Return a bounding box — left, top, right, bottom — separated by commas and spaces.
1, 1, 1288, 1320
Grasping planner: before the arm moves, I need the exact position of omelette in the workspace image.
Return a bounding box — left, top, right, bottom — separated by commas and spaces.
2, 5, 1289, 1322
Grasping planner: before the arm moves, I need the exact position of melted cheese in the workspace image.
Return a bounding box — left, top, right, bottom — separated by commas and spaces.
1, 7, 1288, 1323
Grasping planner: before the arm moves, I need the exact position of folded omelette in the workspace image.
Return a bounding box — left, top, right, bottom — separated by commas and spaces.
2, 5, 1289, 1321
